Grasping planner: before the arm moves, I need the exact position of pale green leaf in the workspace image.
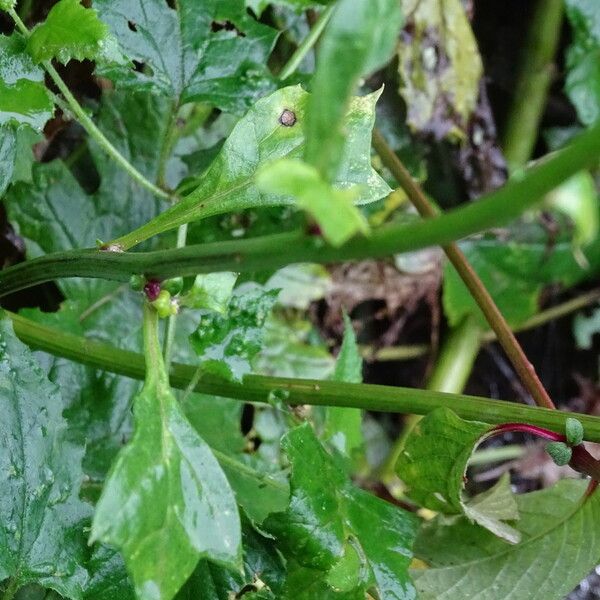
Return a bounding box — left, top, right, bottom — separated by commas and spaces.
413, 479, 600, 600
180, 272, 238, 314
397, 0, 482, 139
0, 125, 15, 195
110, 86, 390, 250
91, 351, 241, 600
266, 264, 332, 310
256, 158, 368, 246
305, 0, 403, 178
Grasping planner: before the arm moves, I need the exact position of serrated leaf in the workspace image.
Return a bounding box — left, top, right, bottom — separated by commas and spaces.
397, 0, 482, 139
181, 272, 238, 314
0, 34, 53, 131
91, 320, 241, 600
0, 317, 90, 599
397, 408, 521, 543
265, 424, 418, 599
305, 0, 402, 179
565, 0, 600, 126
110, 86, 390, 250
257, 158, 368, 246
323, 313, 363, 460
413, 479, 600, 600
95, 0, 277, 113
189, 283, 279, 382
27, 0, 112, 64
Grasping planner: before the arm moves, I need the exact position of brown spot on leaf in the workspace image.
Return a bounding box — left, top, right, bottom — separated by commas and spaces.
279, 109, 296, 127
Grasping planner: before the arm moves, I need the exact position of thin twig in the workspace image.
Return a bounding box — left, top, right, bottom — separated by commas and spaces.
372, 129, 556, 410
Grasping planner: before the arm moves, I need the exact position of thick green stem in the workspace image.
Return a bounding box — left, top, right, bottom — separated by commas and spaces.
8, 9, 172, 203
502, 0, 564, 168
3, 119, 600, 297
373, 129, 555, 410
8, 310, 600, 440
379, 316, 482, 479
278, 4, 336, 80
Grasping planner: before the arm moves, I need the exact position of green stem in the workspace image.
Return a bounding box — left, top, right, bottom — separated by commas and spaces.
278, 4, 336, 80
9, 310, 600, 441
501, 0, 564, 168
468, 444, 525, 466
373, 129, 555, 410
8, 9, 172, 203
3, 119, 600, 296
142, 302, 163, 388
379, 316, 482, 480
162, 223, 188, 366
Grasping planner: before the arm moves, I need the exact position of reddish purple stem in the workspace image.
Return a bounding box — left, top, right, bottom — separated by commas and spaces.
490, 422, 566, 442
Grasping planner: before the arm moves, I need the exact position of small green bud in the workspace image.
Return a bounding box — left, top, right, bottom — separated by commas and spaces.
151, 290, 178, 318
162, 277, 184, 296
546, 441, 572, 466
565, 417, 584, 447
0, 1, 17, 11
129, 274, 145, 291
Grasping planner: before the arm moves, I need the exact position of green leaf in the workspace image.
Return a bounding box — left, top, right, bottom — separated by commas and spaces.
110, 86, 390, 250
180, 272, 238, 313
413, 479, 600, 600
443, 220, 600, 328
266, 264, 332, 310
265, 424, 418, 598
91, 328, 241, 600
189, 283, 279, 382
565, 0, 600, 126
0, 34, 54, 131
182, 393, 289, 523
254, 314, 335, 379
246, 0, 331, 17
257, 158, 368, 246
83, 546, 134, 600
0, 317, 90, 598
397, 0, 483, 139
305, 0, 402, 179
323, 313, 363, 460
574, 305, 600, 349
27, 0, 113, 64
397, 408, 521, 543
95, 0, 278, 113
0, 125, 15, 195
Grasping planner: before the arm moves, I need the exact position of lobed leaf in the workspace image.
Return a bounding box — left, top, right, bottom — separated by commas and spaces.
95, 0, 278, 113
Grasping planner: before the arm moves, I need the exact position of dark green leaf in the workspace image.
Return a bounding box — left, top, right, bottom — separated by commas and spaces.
265, 424, 418, 598
95, 0, 278, 113
565, 0, 600, 126
83, 545, 134, 600
189, 283, 279, 382
91, 340, 241, 600
397, 408, 521, 543
397, 0, 482, 139
305, 0, 402, 179
110, 86, 390, 250
0, 317, 90, 599
27, 0, 114, 64
0, 34, 53, 131
413, 479, 600, 600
